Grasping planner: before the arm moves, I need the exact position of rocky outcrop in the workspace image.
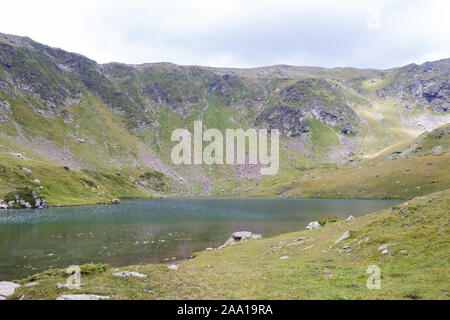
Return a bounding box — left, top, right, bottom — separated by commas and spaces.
0, 100, 11, 123
257, 78, 361, 137
4, 187, 48, 209
257, 106, 310, 137
381, 59, 450, 113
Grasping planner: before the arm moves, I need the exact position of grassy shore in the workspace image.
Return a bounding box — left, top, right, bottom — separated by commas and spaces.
9, 189, 449, 300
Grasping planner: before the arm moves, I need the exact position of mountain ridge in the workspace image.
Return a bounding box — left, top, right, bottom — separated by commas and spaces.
0, 32, 449, 205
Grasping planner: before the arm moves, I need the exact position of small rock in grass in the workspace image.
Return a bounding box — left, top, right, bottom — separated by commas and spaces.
438, 290, 448, 296
334, 231, 350, 244
21, 167, 32, 174
279, 255, 290, 260
168, 264, 178, 270
56, 294, 109, 300
344, 215, 355, 221
24, 282, 39, 287
112, 271, 147, 278
378, 243, 396, 251
381, 249, 389, 255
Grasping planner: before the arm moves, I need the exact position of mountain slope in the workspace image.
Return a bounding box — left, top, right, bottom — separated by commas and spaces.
0, 32, 449, 204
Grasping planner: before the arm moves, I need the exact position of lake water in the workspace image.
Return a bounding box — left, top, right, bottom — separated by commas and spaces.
0, 198, 401, 280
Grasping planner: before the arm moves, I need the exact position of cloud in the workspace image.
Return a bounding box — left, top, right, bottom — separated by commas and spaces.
0, 0, 449, 69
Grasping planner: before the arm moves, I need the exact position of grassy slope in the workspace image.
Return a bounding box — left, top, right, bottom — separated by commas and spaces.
0, 154, 156, 205
10, 189, 449, 300
239, 124, 450, 199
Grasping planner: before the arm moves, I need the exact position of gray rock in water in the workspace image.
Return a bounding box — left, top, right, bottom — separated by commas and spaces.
111, 198, 121, 204
21, 167, 32, 174
112, 271, 147, 278
306, 221, 321, 230
0, 203, 7, 209
334, 231, 350, 244
56, 294, 110, 300
0, 281, 21, 299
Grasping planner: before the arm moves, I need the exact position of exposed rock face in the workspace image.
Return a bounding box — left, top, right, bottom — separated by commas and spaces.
0, 100, 11, 123
382, 59, 450, 113
256, 78, 361, 137
257, 106, 310, 137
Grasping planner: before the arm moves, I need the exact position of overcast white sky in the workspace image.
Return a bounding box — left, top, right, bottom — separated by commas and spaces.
1, 0, 449, 69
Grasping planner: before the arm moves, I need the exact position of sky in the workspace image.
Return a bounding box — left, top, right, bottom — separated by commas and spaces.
1, 0, 449, 69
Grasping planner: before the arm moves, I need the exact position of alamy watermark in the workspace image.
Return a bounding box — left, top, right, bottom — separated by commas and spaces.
366, 265, 381, 290
171, 121, 280, 175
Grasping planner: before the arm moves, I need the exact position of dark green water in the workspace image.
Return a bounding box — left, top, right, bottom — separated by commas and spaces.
0, 198, 401, 280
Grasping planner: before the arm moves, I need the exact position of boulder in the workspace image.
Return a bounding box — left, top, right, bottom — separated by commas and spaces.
0, 204, 7, 209
306, 221, 321, 230
32, 179, 41, 185
111, 198, 121, 204
0, 281, 21, 299
344, 215, 355, 221
168, 264, 178, 270
334, 231, 350, 244
217, 231, 262, 249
